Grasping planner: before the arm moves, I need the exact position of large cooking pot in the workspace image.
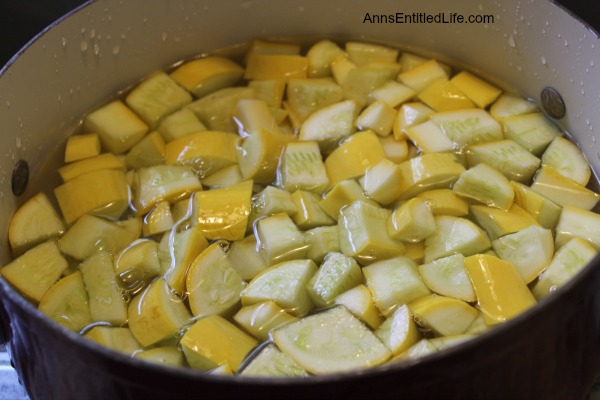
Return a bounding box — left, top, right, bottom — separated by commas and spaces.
2, 0, 600, 399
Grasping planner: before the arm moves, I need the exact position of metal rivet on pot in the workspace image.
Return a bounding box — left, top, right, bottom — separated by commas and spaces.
11, 160, 29, 196
540, 86, 566, 119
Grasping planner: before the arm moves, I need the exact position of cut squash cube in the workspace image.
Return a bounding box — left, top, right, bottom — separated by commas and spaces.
135, 346, 186, 368
398, 52, 428, 72
304, 225, 341, 264
237, 127, 291, 184
170, 56, 244, 98
554, 205, 600, 249
142, 201, 175, 237
378, 135, 409, 164
125, 131, 166, 169
192, 180, 253, 241
58, 152, 125, 182
38, 271, 91, 332
334, 284, 383, 329
449, 71, 502, 108
115, 240, 162, 291
464, 254, 536, 325
157, 108, 207, 142
319, 179, 374, 219
307, 252, 363, 308
187, 86, 255, 133
511, 181, 562, 230
186, 242, 245, 318
278, 141, 329, 194
492, 225, 554, 283
54, 169, 130, 224
424, 216, 491, 263
64, 133, 101, 163
359, 159, 404, 205
272, 306, 391, 374
245, 54, 308, 81
398, 59, 449, 92
363, 256, 431, 316
306, 40, 347, 78
8, 192, 65, 256
531, 166, 600, 210
181, 315, 258, 372
417, 78, 474, 111
242, 259, 317, 317
298, 99, 357, 151
234, 301, 298, 342
83, 100, 149, 154
125, 72, 193, 129
330, 55, 357, 85
418, 254, 476, 302
416, 189, 469, 217
356, 100, 397, 137
374, 304, 419, 356
397, 153, 466, 200
490, 93, 538, 120
1, 241, 68, 303
339, 201, 405, 265
387, 197, 436, 242
248, 80, 286, 108
393, 101, 435, 140
501, 112, 561, 156
240, 344, 308, 377
342, 63, 401, 107
369, 81, 416, 108
541, 136, 591, 186
405, 120, 454, 153
345, 41, 399, 66
430, 108, 503, 147
233, 98, 282, 137
84, 326, 142, 356
290, 190, 335, 230
286, 78, 343, 124
467, 139, 540, 184
453, 163, 514, 210
201, 165, 243, 189
470, 203, 539, 240
408, 294, 479, 336
533, 237, 598, 299
254, 213, 307, 265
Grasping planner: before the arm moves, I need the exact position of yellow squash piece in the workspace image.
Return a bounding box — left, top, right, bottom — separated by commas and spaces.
324, 130, 387, 187
290, 190, 335, 230
416, 188, 469, 217
236, 127, 292, 184
254, 213, 308, 265
187, 86, 255, 133
334, 284, 383, 329
393, 102, 435, 140
464, 254, 536, 325
240, 344, 308, 378
1, 241, 68, 303
186, 242, 245, 317
165, 130, 238, 178
170, 56, 244, 98
157, 108, 207, 142
408, 294, 479, 336
375, 304, 420, 356
64, 133, 101, 163
245, 54, 308, 81
142, 201, 175, 237
38, 271, 91, 332
531, 166, 600, 211
233, 301, 299, 342
115, 240, 162, 292
192, 180, 253, 241
398, 59, 449, 92
359, 159, 404, 205
83, 99, 149, 154
128, 278, 192, 347
58, 152, 125, 182
397, 153, 466, 200
418, 254, 476, 302
470, 204, 539, 240
449, 71, 502, 108
234, 98, 283, 137
84, 326, 142, 356
54, 169, 130, 224
554, 205, 600, 249
180, 315, 258, 372
511, 181, 562, 230
319, 179, 376, 219
417, 78, 475, 111
8, 192, 65, 256
125, 131, 166, 169
135, 346, 186, 368
248, 80, 286, 108
387, 197, 436, 242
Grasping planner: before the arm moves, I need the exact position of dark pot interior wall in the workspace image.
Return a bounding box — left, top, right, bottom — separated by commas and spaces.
1, 1, 600, 68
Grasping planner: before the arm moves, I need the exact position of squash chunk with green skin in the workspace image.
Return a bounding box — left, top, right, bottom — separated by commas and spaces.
375, 304, 420, 356
125, 72, 193, 129
255, 213, 307, 265
467, 139, 541, 184
397, 153, 466, 200
492, 225, 554, 284
430, 108, 503, 147
533, 238, 598, 299
408, 295, 479, 336
59, 215, 141, 261
192, 180, 253, 241
54, 169, 130, 224
501, 112, 561, 156
234, 301, 299, 342
241, 259, 317, 317
452, 163, 514, 210
8, 192, 65, 256
324, 130, 386, 187
387, 197, 436, 242
307, 252, 363, 308
363, 256, 431, 317
180, 315, 258, 372
1, 241, 68, 303
272, 306, 391, 374
241, 344, 309, 377
541, 136, 591, 186
554, 205, 600, 249
80, 251, 127, 325
84, 326, 142, 356
470, 204, 539, 240
464, 254, 536, 325
424, 216, 491, 263
338, 200, 405, 265
530, 167, 600, 211
83, 100, 149, 154
133, 165, 202, 215
38, 271, 91, 332
128, 278, 192, 347
278, 141, 329, 194
186, 242, 245, 318
511, 181, 562, 230
334, 284, 383, 329
418, 254, 476, 302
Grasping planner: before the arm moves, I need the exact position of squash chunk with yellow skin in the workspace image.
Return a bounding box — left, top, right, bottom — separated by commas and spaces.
375, 304, 419, 356
165, 130, 238, 178
236, 128, 292, 184
8, 192, 65, 256
234, 301, 299, 342
464, 254, 536, 325
416, 188, 469, 217
334, 284, 383, 329
64, 133, 101, 163
170, 56, 244, 98
128, 278, 192, 347
84, 326, 142, 356
449, 71, 502, 108
424, 216, 491, 263
397, 153, 466, 200
245, 54, 308, 81
530, 166, 600, 211
38, 271, 91, 332
408, 294, 479, 336
1, 241, 68, 303
54, 169, 130, 224
470, 204, 539, 240
58, 153, 125, 182
452, 163, 514, 210
418, 78, 475, 111
192, 180, 253, 241
180, 315, 258, 372
324, 130, 386, 188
